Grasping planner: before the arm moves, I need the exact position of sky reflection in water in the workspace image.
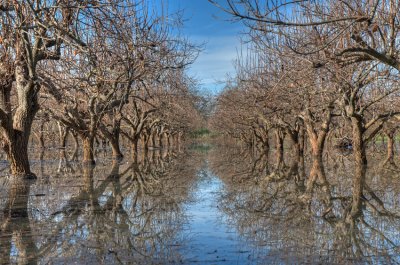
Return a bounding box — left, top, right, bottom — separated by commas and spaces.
0, 146, 399, 264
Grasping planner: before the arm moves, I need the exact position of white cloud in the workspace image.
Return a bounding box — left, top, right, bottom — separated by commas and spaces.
187, 35, 242, 94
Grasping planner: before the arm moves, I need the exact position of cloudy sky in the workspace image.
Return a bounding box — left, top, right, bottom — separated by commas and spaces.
166, 0, 244, 95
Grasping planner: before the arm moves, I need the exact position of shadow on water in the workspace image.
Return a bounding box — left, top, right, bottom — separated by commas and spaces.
0, 145, 400, 264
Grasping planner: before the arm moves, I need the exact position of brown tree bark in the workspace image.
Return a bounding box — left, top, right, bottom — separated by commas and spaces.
38, 119, 45, 149
110, 135, 123, 160
158, 133, 164, 149
131, 136, 139, 162
274, 129, 285, 161
349, 117, 367, 219
71, 131, 79, 160
166, 133, 171, 147
287, 127, 304, 159
1, 64, 39, 178
81, 135, 95, 165
58, 123, 69, 149
142, 133, 149, 156
151, 132, 157, 148
99, 119, 124, 160
383, 130, 396, 166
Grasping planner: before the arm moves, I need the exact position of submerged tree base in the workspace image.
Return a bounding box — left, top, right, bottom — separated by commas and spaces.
13, 172, 37, 180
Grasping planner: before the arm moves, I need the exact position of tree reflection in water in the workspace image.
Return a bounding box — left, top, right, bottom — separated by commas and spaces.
210, 147, 400, 264
1, 146, 400, 264
0, 149, 201, 264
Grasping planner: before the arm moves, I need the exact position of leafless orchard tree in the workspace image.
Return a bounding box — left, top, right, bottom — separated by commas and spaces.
0, 0, 203, 174
0, 1, 116, 177
210, 0, 400, 218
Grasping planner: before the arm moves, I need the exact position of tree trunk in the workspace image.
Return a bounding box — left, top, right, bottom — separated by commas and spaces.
131, 136, 139, 162
58, 123, 69, 149
111, 137, 123, 160
384, 131, 395, 165
166, 134, 171, 147
38, 120, 45, 149
61, 129, 69, 149
178, 132, 183, 146
302, 109, 331, 160
151, 133, 157, 148
275, 129, 284, 161
349, 117, 367, 219
262, 134, 270, 154
6, 138, 33, 178
6, 63, 40, 178
305, 124, 327, 160
288, 130, 301, 158
81, 135, 95, 164
71, 131, 79, 160
158, 133, 164, 149
298, 127, 305, 157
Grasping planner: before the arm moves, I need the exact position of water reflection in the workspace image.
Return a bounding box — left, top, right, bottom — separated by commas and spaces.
0, 177, 37, 264
210, 147, 400, 264
0, 149, 202, 264
0, 146, 400, 264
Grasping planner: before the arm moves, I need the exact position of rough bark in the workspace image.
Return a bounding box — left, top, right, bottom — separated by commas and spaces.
349, 117, 367, 219
166, 134, 171, 147
110, 136, 123, 160
158, 133, 164, 149
2, 64, 39, 178
71, 131, 79, 160
142, 133, 149, 156
383, 130, 396, 166
151, 133, 157, 148
274, 129, 285, 162
131, 136, 139, 162
81, 135, 95, 165
38, 120, 45, 149
58, 123, 69, 149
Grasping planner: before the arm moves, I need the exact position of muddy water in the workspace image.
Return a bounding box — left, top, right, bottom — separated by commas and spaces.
0, 146, 400, 264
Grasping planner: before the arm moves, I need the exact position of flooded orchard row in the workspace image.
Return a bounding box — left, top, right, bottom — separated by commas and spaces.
0, 146, 400, 264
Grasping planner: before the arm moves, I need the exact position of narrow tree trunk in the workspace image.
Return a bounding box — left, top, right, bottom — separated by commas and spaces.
349, 117, 367, 219
58, 124, 69, 149
71, 131, 79, 160
275, 129, 284, 162
143, 133, 149, 154
299, 127, 305, 157
307, 127, 326, 159
177, 133, 183, 152
81, 135, 95, 165
61, 129, 69, 149
109, 127, 123, 160
153, 133, 159, 148
288, 130, 300, 158
384, 131, 395, 165
178, 132, 183, 146
38, 120, 45, 149
262, 134, 270, 154
158, 133, 164, 149
131, 136, 139, 162
166, 134, 171, 147
111, 138, 123, 160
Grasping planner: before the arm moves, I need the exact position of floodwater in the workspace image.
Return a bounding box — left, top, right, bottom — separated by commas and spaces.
0, 145, 400, 264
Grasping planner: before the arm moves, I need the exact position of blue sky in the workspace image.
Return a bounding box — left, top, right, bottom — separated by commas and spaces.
165, 0, 244, 95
